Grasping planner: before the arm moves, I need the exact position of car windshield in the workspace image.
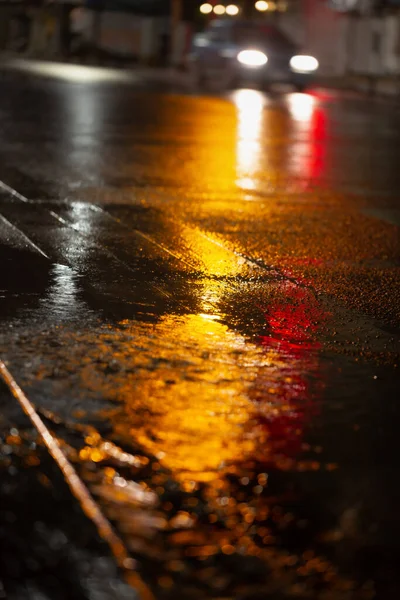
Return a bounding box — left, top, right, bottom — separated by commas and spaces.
233, 25, 292, 50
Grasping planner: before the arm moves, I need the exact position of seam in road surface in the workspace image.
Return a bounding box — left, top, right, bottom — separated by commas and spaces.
91, 202, 317, 295
47, 209, 173, 302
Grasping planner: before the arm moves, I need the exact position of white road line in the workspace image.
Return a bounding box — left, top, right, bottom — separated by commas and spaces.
0, 180, 28, 202
0, 212, 49, 259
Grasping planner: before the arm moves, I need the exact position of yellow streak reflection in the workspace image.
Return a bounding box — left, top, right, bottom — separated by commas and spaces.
185, 97, 237, 194
179, 227, 247, 279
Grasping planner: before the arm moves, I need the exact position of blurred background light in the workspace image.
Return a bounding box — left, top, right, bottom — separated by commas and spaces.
199, 3, 213, 14
213, 4, 226, 14
255, 1, 269, 11
6, 60, 134, 84
226, 4, 240, 15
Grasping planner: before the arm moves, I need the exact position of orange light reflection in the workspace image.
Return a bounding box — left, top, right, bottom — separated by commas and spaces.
107, 314, 271, 481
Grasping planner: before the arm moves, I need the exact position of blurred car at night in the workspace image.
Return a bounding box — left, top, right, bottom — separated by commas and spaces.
188, 19, 319, 91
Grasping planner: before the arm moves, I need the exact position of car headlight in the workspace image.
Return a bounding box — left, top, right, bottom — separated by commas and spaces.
237, 50, 268, 67
290, 55, 319, 73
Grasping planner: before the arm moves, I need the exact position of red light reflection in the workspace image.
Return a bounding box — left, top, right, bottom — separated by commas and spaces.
287, 93, 328, 185
250, 283, 326, 460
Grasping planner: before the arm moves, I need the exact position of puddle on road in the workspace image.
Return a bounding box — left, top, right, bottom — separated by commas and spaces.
0, 243, 50, 321
98, 283, 325, 482
107, 313, 263, 480
0, 244, 97, 326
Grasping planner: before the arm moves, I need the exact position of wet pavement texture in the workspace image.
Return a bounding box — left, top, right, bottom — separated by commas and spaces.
0, 66, 399, 600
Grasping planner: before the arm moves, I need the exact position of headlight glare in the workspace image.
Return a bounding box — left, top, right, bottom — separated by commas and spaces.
290, 55, 319, 73
237, 50, 268, 67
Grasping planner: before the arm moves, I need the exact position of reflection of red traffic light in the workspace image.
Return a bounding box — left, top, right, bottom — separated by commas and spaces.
250, 284, 326, 460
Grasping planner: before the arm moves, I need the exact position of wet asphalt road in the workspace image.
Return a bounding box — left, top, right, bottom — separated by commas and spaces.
0, 63, 400, 600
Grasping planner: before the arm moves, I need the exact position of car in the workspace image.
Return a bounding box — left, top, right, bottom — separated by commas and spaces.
187, 19, 319, 91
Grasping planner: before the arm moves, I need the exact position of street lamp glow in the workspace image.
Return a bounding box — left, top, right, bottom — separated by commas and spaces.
199, 3, 213, 14
226, 4, 240, 15
213, 4, 226, 14
255, 1, 269, 11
